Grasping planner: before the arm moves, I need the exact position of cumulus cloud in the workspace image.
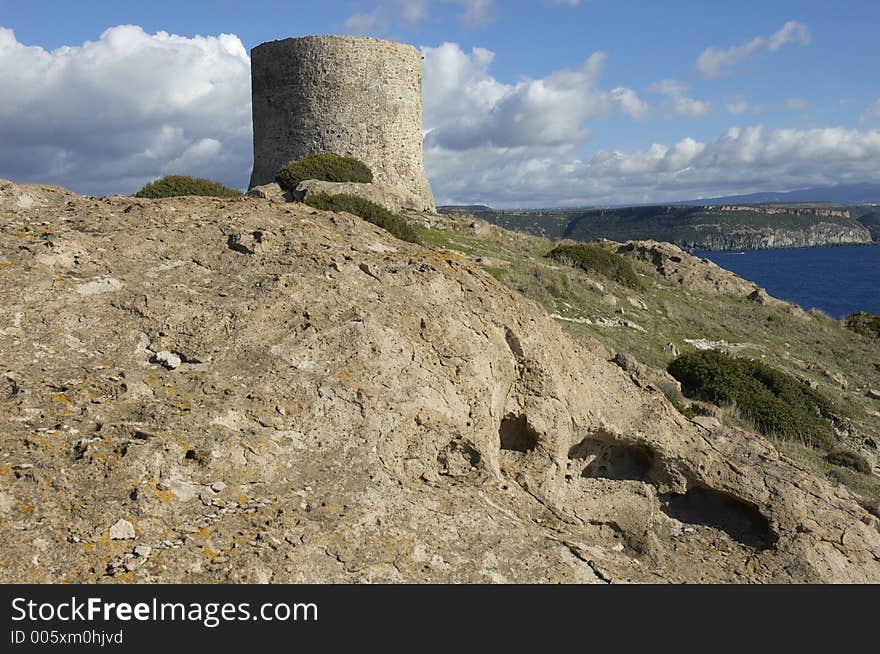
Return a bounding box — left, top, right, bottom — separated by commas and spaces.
0, 25, 252, 194
422, 43, 647, 151
696, 21, 811, 78
648, 80, 712, 118
425, 123, 880, 207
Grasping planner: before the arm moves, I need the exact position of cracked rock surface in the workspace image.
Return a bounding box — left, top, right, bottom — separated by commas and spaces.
1, 180, 879, 583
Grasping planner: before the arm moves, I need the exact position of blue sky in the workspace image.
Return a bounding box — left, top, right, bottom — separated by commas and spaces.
1, 0, 879, 206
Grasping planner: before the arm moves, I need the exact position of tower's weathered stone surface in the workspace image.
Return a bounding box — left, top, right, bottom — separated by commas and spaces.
249, 35, 435, 212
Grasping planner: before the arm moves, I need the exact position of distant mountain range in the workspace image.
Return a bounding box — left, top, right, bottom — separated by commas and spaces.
674, 183, 880, 206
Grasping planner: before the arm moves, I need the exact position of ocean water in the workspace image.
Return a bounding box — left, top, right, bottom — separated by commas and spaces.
696, 245, 880, 319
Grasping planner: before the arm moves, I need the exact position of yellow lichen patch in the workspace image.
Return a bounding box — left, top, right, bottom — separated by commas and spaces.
145, 479, 174, 504
53, 393, 71, 405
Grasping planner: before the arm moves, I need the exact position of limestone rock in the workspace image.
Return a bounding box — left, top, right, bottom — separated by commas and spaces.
1, 183, 879, 583
109, 519, 135, 540
247, 183, 291, 202
295, 178, 431, 213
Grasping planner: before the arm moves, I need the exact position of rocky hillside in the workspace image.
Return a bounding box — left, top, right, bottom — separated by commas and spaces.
1, 180, 879, 583
463, 205, 872, 251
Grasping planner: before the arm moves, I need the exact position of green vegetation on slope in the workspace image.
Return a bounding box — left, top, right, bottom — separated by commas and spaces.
305, 193, 420, 244
276, 153, 373, 192
844, 312, 880, 338
854, 208, 880, 241
667, 350, 835, 448
548, 243, 641, 289
134, 175, 243, 199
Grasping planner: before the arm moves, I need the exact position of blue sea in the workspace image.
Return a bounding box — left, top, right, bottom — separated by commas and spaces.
696, 245, 880, 319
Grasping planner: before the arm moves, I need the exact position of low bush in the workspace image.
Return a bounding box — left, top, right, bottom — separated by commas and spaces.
304, 193, 420, 244
843, 312, 880, 338
276, 153, 373, 192
826, 448, 872, 474
667, 350, 836, 448
547, 243, 641, 289
134, 175, 242, 199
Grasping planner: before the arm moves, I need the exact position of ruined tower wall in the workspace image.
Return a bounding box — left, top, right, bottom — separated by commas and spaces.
249, 35, 435, 211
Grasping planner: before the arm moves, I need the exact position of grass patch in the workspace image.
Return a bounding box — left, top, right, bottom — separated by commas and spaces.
276, 153, 372, 192
548, 243, 641, 289
134, 175, 242, 199
774, 440, 879, 501
668, 350, 836, 448
304, 193, 420, 244
826, 448, 872, 474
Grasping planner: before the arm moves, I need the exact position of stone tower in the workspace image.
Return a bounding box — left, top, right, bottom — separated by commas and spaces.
249, 35, 435, 212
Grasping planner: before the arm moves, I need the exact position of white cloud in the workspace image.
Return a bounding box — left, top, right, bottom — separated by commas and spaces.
696, 21, 811, 78
426, 124, 880, 207
768, 21, 811, 51
860, 99, 880, 125
344, 0, 583, 33
345, 0, 491, 32
725, 97, 750, 115
0, 25, 251, 194
723, 96, 766, 115
422, 43, 647, 151
344, 0, 427, 34
455, 0, 495, 27
648, 80, 712, 118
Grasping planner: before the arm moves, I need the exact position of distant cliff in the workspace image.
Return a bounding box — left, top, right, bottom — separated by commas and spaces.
460, 205, 873, 251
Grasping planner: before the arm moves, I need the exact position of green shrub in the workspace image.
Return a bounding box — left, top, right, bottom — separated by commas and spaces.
276, 153, 373, 192
304, 193, 420, 244
826, 448, 872, 474
547, 243, 641, 289
134, 175, 242, 199
667, 350, 836, 448
843, 312, 880, 339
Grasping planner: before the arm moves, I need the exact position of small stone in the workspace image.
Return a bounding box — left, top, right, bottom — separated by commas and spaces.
866, 389, 880, 401
124, 558, 142, 572
134, 545, 152, 558
109, 518, 135, 540
210, 482, 227, 493
154, 351, 181, 370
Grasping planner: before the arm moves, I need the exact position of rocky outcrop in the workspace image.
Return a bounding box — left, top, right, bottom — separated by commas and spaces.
1, 180, 879, 583
294, 178, 431, 212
